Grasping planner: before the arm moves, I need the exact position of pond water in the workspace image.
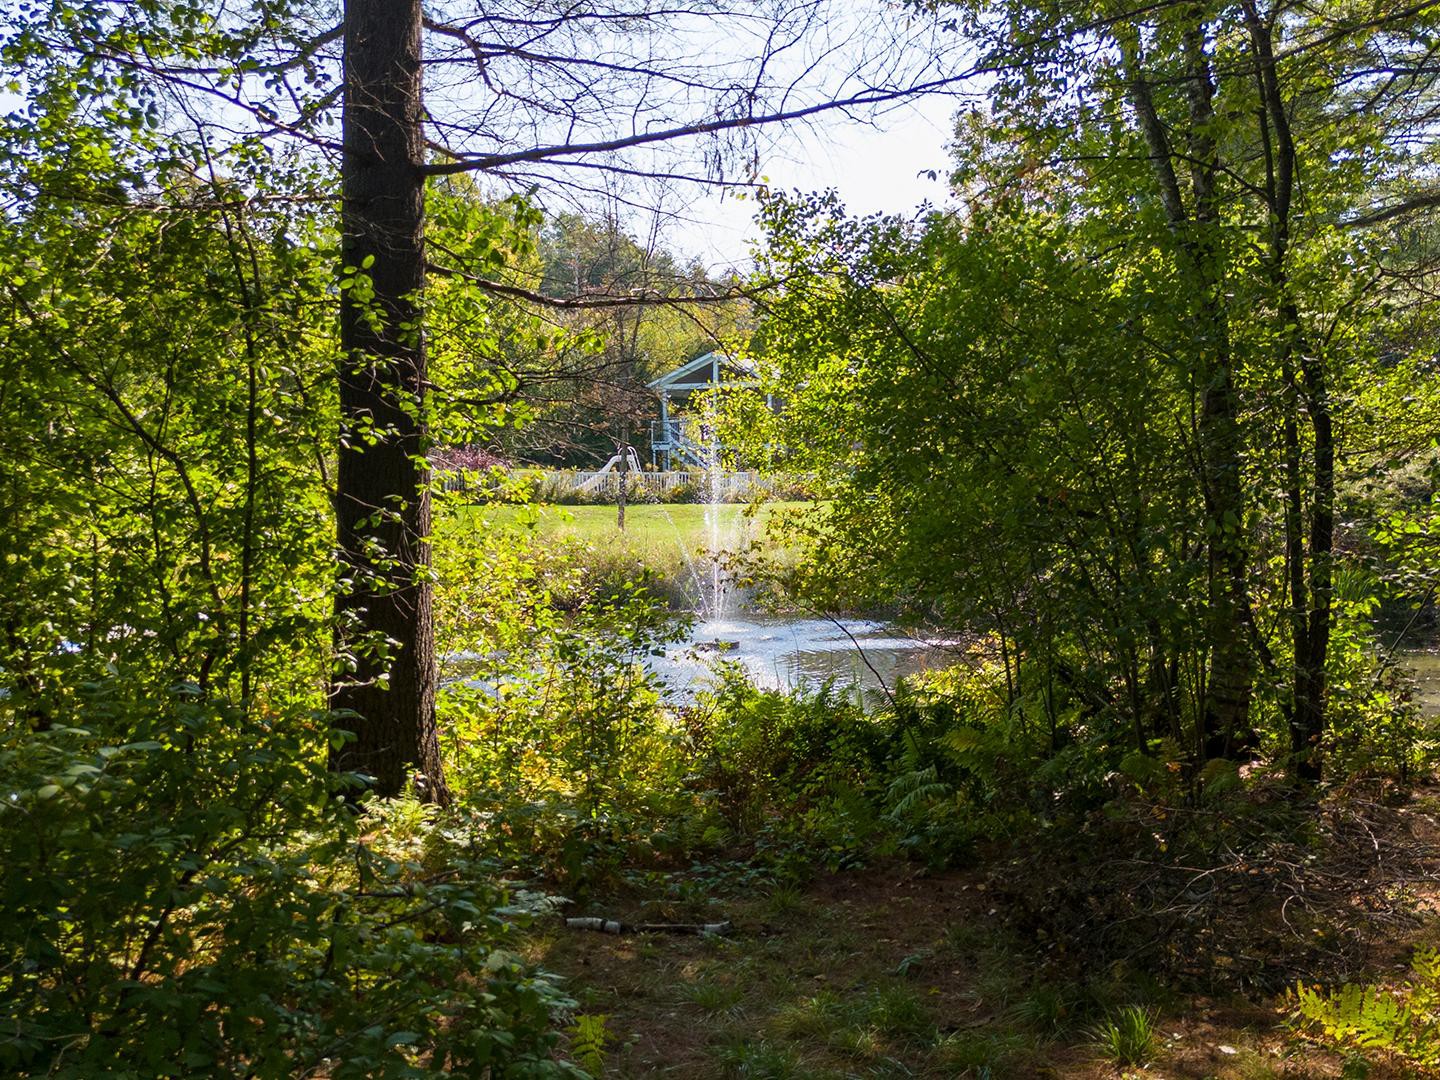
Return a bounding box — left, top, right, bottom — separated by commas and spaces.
654, 626, 1440, 711
650, 615, 964, 703
1401, 648, 1440, 716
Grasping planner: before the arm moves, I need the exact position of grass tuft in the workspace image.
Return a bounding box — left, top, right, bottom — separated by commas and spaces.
934, 1026, 1035, 1074
764, 883, 808, 920
862, 986, 934, 1040
1092, 1004, 1158, 1066
772, 989, 850, 1040
1009, 983, 1081, 1034
681, 978, 746, 1016
711, 1036, 805, 1078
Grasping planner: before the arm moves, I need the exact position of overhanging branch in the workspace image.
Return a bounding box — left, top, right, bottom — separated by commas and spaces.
420, 73, 975, 176
426, 253, 774, 310
1343, 190, 1440, 228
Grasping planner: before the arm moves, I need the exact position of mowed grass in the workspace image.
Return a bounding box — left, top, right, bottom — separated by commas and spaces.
441, 502, 810, 609
459, 501, 805, 554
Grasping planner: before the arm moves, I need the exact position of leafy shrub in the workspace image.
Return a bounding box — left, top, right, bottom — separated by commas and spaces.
1322, 681, 1440, 782
0, 691, 576, 1077
762, 474, 815, 502
517, 470, 597, 506
686, 666, 886, 835
1293, 948, 1440, 1075
666, 478, 704, 504
436, 525, 692, 888
875, 664, 1059, 863
519, 471, 677, 506
678, 658, 1074, 870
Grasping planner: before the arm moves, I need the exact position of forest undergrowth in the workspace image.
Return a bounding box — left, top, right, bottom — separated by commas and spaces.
521, 730, 1440, 1078
6, 510, 1440, 1078
425, 520, 1440, 1078
11, 0, 1440, 1073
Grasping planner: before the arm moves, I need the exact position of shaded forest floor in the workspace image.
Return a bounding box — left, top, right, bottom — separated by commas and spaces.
523, 783, 1440, 1078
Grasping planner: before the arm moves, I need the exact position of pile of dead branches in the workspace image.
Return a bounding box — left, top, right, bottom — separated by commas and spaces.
989, 778, 1440, 993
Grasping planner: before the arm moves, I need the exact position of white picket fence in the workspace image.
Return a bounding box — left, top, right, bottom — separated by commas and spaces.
541, 469, 771, 500
438, 468, 774, 501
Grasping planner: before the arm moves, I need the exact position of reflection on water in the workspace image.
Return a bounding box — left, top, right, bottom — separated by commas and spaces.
1401, 649, 1440, 717
656, 637, 1440, 711
649, 616, 963, 702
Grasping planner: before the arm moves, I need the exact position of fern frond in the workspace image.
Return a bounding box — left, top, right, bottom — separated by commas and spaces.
569, 1013, 610, 1076
1294, 947, 1440, 1072
885, 766, 949, 819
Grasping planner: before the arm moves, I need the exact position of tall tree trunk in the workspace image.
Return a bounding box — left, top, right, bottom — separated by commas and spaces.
1124, 23, 1254, 759
1182, 23, 1255, 761
1245, 0, 1333, 779
1195, 327, 1255, 760
331, 0, 450, 803
1296, 352, 1334, 779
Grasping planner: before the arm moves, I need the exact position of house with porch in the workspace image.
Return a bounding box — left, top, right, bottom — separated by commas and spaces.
647, 351, 771, 468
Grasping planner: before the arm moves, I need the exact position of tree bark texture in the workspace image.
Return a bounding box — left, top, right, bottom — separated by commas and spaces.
1182, 23, 1257, 760
1244, 0, 1334, 778
1125, 25, 1255, 759
331, 0, 450, 803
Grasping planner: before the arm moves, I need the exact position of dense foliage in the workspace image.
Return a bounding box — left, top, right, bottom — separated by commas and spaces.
4, 0, 1440, 1074
1, 704, 575, 1077
739, 0, 1440, 780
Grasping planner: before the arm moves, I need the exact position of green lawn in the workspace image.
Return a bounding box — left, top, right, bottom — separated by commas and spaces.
453, 501, 806, 554
441, 501, 809, 609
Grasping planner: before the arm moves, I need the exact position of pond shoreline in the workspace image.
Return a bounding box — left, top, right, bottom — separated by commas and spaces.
651, 613, 972, 703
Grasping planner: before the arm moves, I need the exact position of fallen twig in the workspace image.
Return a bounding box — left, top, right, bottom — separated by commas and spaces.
564, 917, 733, 936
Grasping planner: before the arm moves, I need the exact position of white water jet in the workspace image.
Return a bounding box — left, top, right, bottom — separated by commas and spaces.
653, 502, 721, 619
697, 400, 741, 623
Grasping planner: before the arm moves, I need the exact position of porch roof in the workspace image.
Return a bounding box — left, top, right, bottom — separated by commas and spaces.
647, 350, 759, 394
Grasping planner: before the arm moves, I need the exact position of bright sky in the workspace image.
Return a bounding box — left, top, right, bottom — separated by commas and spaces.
663, 92, 961, 271
0, 2, 967, 273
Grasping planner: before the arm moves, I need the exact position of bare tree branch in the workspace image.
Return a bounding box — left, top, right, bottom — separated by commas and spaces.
1343, 190, 1440, 228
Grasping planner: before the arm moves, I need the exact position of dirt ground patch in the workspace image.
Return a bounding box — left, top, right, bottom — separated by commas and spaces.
521, 847, 1437, 1078
519, 775, 1440, 1080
